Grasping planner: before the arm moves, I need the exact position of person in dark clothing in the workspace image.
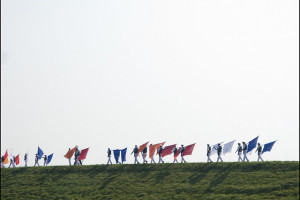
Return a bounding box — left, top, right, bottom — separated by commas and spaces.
207, 144, 213, 163
142, 146, 148, 163
131, 145, 139, 164
180, 145, 186, 163
235, 143, 243, 162
172, 147, 178, 163
107, 148, 112, 165
43, 155, 48, 167
255, 143, 264, 162
74, 146, 81, 165
34, 154, 39, 166
214, 143, 223, 162
158, 145, 164, 163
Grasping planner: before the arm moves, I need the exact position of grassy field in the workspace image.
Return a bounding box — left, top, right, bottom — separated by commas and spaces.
1, 161, 299, 200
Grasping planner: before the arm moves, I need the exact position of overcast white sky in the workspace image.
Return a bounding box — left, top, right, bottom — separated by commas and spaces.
1, 0, 299, 166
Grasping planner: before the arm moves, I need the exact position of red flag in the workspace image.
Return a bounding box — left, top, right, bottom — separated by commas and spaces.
149, 142, 165, 158
16, 154, 20, 165
182, 143, 196, 157
78, 148, 89, 161
162, 144, 176, 158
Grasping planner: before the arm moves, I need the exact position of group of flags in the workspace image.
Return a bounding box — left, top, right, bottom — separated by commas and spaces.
37, 146, 54, 165
211, 136, 277, 155
2, 138, 277, 167
64, 147, 90, 162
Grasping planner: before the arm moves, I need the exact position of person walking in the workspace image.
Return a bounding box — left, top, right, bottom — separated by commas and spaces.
242, 142, 249, 162
74, 146, 81, 165
255, 143, 264, 162
34, 154, 39, 166
180, 145, 186, 163
1, 156, 4, 168
43, 155, 48, 167
142, 146, 148, 164
149, 144, 156, 164
131, 145, 139, 164
107, 148, 112, 165
158, 145, 164, 163
214, 143, 223, 162
68, 148, 72, 166
207, 144, 213, 163
24, 153, 28, 167
235, 143, 243, 162
172, 146, 178, 163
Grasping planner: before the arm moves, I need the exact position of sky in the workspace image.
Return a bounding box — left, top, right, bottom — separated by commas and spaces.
1, 0, 299, 166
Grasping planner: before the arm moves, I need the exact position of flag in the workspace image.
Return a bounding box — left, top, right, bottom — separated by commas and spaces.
162, 144, 176, 158
16, 154, 20, 165
78, 148, 89, 161
121, 148, 127, 163
138, 141, 149, 156
262, 141, 276, 154
156, 142, 166, 155
149, 142, 165, 158
47, 153, 54, 164
211, 142, 223, 155
4, 150, 8, 164
247, 136, 259, 153
37, 146, 44, 159
223, 140, 236, 155
64, 148, 76, 159
182, 143, 196, 157
113, 150, 121, 164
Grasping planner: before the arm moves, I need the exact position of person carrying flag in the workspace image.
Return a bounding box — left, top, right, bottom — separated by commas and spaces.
43, 155, 48, 167
158, 145, 164, 163
74, 146, 81, 165
142, 146, 148, 164
172, 146, 178, 163
24, 153, 28, 167
235, 143, 243, 162
255, 143, 264, 162
34, 154, 39, 166
107, 148, 112, 165
214, 143, 223, 162
1, 156, 4, 168
149, 144, 156, 164
180, 145, 186, 163
242, 142, 249, 162
207, 144, 213, 163
131, 145, 139, 164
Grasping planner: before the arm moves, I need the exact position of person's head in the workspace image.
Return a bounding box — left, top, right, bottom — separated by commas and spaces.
150, 144, 152, 146
75, 145, 79, 149
181, 144, 183, 147
238, 143, 240, 145
160, 145, 162, 147
108, 148, 110, 150
258, 143, 260, 146
135, 145, 137, 148
207, 144, 209, 147
218, 143, 220, 146
242, 142, 245, 144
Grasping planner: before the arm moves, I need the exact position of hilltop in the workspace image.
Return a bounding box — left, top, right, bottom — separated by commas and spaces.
1, 161, 299, 199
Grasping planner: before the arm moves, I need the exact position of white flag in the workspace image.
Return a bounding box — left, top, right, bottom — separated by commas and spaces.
223, 140, 236, 155
211, 142, 223, 155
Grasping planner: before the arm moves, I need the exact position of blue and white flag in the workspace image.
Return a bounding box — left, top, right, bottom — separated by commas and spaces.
247, 136, 259, 153
223, 140, 236, 155
37, 146, 44, 159
47, 153, 53, 164
262, 141, 276, 154
113, 150, 121, 164
211, 142, 223, 155
121, 148, 127, 163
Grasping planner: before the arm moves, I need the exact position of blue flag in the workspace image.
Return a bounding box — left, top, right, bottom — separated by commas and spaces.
121, 148, 127, 163
47, 153, 54, 164
247, 136, 259, 153
113, 150, 121, 164
262, 141, 276, 154
37, 146, 44, 159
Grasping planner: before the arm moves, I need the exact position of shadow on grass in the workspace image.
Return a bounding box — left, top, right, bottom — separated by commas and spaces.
204, 165, 230, 193
155, 170, 171, 184
98, 175, 118, 190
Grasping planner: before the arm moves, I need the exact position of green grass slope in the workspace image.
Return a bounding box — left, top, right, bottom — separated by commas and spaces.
1, 161, 299, 200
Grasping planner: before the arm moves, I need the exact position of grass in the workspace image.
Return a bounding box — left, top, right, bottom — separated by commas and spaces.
1, 161, 299, 200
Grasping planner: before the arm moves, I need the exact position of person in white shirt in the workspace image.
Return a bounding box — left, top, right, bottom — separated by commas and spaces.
235, 143, 243, 162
